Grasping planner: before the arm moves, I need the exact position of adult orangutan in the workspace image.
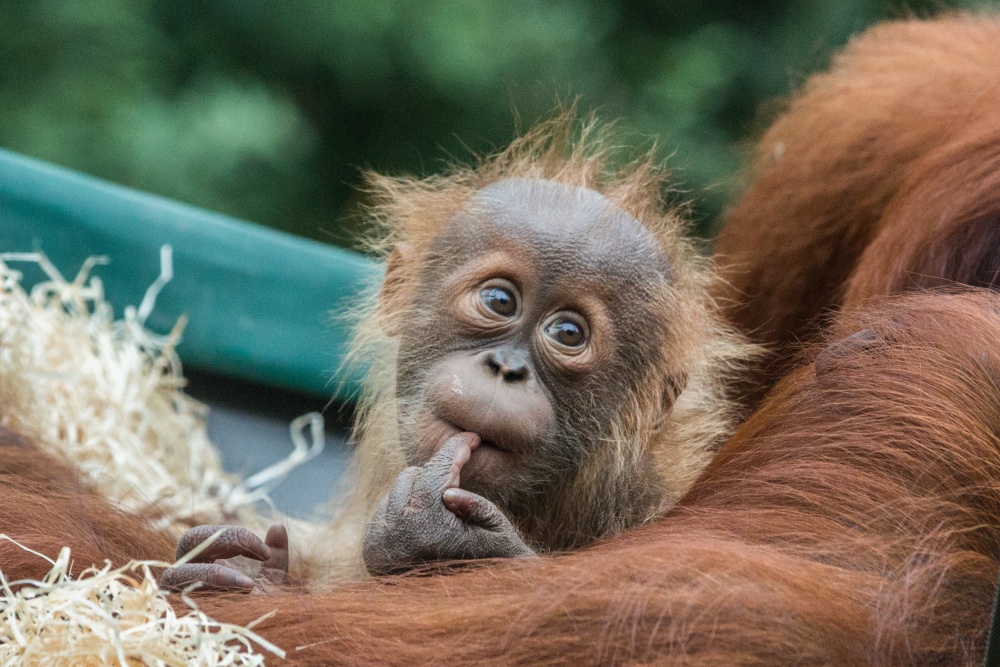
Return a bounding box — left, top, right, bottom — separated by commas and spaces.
714, 13, 1000, 391
2, 290, 998, 664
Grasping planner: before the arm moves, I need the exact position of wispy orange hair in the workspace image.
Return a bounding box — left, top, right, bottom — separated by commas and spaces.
2, 290, 998, 664
715, 13, 1000, 392
319, 111, 756, 574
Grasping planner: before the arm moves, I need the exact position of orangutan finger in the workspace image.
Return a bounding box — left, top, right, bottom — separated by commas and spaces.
262, 524, 289, 574
175, 525, 271, 563
160, 562, 255, 592
418, 432, 480, 496
442, 488, 505, 530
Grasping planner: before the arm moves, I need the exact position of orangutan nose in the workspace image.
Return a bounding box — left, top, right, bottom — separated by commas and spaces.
483, 349, 531, 383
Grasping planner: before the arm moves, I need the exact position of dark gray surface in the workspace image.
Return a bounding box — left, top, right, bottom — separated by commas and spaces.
184, 369, 354, 519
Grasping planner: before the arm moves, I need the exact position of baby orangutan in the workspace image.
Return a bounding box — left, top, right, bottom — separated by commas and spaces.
162, 119, 753, 590
361, 176, 691, 573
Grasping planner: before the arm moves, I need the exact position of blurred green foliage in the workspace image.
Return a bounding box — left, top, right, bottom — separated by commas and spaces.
1, 0, 995, 244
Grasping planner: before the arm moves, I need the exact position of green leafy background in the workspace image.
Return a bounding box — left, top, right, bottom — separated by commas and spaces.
2, 0, 994, 245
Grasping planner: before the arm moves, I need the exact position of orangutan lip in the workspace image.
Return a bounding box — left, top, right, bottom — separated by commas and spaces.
438, 417, 507, 453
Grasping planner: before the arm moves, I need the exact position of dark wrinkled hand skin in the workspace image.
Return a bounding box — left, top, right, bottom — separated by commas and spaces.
363, 432, 536, 576
160, 523, 290, 594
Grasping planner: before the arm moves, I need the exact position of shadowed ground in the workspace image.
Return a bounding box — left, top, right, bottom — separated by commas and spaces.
185, 369, 352, 519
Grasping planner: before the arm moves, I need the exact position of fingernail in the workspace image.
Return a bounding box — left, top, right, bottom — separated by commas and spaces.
442, 489, 460, 503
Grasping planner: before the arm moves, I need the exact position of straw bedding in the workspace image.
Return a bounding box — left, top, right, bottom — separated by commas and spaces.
0, 249, 320, 666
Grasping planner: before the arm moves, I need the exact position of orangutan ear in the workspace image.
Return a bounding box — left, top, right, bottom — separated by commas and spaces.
377, 243, 414, 337
652, 371, 688, 433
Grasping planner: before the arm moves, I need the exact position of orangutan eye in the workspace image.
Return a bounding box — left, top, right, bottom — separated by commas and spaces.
545, 318, 586, 347
479, 286, 517, 317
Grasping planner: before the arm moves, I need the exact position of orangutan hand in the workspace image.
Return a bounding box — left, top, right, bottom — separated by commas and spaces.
160, 523, 289, 593
362, 432, 536, 576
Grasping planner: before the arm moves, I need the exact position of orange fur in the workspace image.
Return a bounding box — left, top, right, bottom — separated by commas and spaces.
307, 113, 755, 579
4, 16, 1000, 662
714, 13, 1000, 389
0, 442, 174, 583
2, 291, 998, 664
195, 291, 1000, 665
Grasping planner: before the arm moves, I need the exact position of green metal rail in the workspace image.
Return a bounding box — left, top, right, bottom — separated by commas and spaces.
0, 148, 382, 401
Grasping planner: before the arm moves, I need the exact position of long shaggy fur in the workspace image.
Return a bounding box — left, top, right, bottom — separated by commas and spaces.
714, 13, 1000, 388
8, 17, 1000, 662
3, 290, 997, 665
202, 291, 1000, 666
304, 114, 754, 580
0, 434, 175, 583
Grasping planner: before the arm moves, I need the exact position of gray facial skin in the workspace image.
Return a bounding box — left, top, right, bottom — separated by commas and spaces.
393, 177, 672, 522
361, 178, 676, 574
162, 178, 681, 587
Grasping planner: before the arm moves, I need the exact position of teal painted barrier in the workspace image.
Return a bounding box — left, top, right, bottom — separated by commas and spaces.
0, 148, 382, 401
